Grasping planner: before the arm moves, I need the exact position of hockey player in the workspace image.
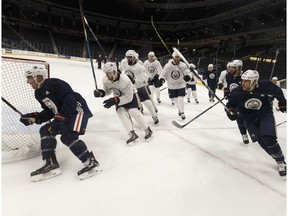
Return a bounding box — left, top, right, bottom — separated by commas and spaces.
271, 76, 280, 87
226, 70, 286, 177
160, 51, 192, 119
121, 50, 159, 125
20, 66, 100, 181
222, 59, 249, 144
143, 51, 163, 103
203, 64, 217, 102
186, 63, 199, 104
217, 62, 231, 90
94, 62, 153, 145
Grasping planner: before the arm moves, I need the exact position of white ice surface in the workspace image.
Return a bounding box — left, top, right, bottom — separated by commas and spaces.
2, 55, 286, 216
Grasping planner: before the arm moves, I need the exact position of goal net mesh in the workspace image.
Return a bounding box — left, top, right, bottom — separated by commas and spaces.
1, 56, 50, 163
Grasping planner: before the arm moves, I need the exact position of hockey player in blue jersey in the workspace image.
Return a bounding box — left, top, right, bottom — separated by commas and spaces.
20, 65, 100, 181
226, 69, 286, 177
203, 64, 217, 102
221, 60, 249, 144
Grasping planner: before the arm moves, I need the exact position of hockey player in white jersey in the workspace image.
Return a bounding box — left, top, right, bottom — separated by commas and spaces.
186, 63, 199, 104
160, 51, 192, 119
94, 62, 153, 145
217, 62, 231, 90
143, 51, 163, 104
121, 50, 159, 125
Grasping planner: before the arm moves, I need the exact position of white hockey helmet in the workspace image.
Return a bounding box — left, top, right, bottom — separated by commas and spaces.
241, 69, 259, 83
24, 65, 48, 80
272, 76, 278, 81
125, 50, 137, 58
189, 63, 196, 70
208, 64, 213, 68
148, 51, 155, 57
103, 62, 117, 73
230, 59, 243, 69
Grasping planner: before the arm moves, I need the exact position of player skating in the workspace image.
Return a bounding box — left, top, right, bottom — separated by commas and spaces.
143, 51, 163, 104
159, 51, 192, 120
121, 50, 159, 125
94, 62, 153, 145
226, 69, 286, 177
20, 66, 100, 181
203, 64, 217, 102
221, 59, 250, 144
186, 63, 199, 104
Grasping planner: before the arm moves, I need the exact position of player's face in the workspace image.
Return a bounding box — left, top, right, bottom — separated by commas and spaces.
106, 71, 115, 81
229, 67, 237, 75
242, 80, 254, 91
26, 76, 40, 89
126, 56, 134, 65
148, 56, 154, 61
173, 56, 180, 64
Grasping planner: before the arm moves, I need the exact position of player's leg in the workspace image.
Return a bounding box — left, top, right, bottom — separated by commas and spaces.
237, 114, 249, 144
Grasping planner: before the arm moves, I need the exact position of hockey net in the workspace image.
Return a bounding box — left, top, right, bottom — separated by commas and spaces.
1, 56, 50, 163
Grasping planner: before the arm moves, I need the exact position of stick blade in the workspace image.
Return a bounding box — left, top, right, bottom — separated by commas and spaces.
172, 120, 184, 129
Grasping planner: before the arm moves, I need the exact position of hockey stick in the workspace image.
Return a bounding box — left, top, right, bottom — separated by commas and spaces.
79, 0, 98, 90
160, 86, 168, 91
172, 47, 230, 112
1, 97, 23, 116
172, 98, 225, 129
276, 120, 286, 127
151, 16, 172, 55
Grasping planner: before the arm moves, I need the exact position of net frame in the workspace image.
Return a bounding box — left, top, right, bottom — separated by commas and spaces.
1, 56, 50, 163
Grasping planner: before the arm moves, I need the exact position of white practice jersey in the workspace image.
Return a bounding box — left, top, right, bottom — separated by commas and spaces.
121, 61, 148, 89
187, 69, 198, 85
102, 73, 137, 106
218, 70, 228, 88
160, 59, 191, 90
143, 59, 163, 80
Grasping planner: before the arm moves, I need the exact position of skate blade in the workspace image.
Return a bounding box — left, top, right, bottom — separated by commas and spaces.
31, 168, 62, 182
127, 139, 139, 146
78, 167, 102, 180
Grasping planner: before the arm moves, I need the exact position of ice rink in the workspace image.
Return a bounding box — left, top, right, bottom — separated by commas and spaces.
2, 54, 286, 216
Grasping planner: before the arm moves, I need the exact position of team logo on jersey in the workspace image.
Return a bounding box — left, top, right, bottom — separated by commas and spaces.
244, 98, 262, 110
42, 97, 58, 114
110, 87, 122, 97
171, 70, 180, 80
125, 70, 135, 79
209, 73, 215, 79
148, 66, 156, 74
229, 83, 239, 92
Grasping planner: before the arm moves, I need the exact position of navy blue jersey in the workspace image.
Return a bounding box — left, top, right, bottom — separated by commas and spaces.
226, 80, 286, 120
203, 70, 217, 85
226, 73, 242, 92
35, 78, 93, 122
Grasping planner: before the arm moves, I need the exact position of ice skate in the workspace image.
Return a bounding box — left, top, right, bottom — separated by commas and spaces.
277, 161, 286, 178
31, 157, 61, 182
209, 97, 212, 102
78, 151, 101, 180
126, 130, 139, 145
195, 99, 199, 104
187, 98, 190, 103
179, 112, 186, 120
144, 127, 153, 141
242, 134, 249, 144
157, 98, 161, 103
152, 116, 159, 125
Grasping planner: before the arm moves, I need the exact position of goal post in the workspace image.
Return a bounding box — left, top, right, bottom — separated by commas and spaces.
1, 56, 50, 163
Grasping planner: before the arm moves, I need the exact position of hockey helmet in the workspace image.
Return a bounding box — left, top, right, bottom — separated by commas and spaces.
103, 62, 117, 73
148, 51, 155, 57
24, 65, 48, 79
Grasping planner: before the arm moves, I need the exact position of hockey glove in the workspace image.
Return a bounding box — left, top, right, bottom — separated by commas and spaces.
225, 108, 238, 121
159, 78, 165, 85
218, 83, 224, 90
48, 114, 66, 135
94, 89, 105, 97
184, 75, 191, 82
278, 101, 286, 113
20, 112, 41, 126
223, 88, 230, 99
103, 97, 120, 109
